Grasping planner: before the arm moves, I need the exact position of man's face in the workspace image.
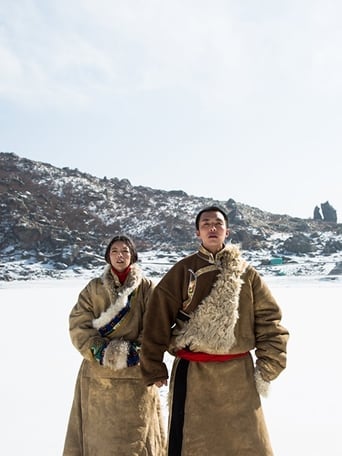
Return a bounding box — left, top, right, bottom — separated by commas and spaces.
196, 210, 229, 254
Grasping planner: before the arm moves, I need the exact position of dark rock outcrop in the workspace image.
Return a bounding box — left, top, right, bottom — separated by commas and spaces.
321, 201, 337, 223
281, 233, 316, 254
329, 262, 342, 275
313, 206, 322, 220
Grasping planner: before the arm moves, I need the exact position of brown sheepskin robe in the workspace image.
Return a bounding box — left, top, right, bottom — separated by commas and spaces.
141, 244, 289, 456
63, 264, 166, 456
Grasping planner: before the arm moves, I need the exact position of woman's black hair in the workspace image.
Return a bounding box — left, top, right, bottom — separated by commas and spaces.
104, 235, 138, 264
195, 206, 229, 229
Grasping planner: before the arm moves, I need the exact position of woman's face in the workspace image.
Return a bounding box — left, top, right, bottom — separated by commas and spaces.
108, 240, 132, 271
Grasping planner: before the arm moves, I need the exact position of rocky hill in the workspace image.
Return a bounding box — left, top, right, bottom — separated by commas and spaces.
1, 152, 341, 281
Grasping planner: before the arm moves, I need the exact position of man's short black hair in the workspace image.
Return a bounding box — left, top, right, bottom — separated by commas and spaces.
195, 206, 229, 230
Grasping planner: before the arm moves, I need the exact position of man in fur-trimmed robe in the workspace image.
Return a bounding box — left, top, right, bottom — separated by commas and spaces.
140, 207, 289, 456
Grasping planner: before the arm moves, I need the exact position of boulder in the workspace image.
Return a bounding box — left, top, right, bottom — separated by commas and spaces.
313, 206, 322, 220
321, 201, 337, 223
281, 233, 316, 254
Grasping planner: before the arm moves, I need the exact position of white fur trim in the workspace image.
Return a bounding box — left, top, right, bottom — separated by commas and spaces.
102, 339, 129, 371
92, 264, 143, 329
93, 290, 133, 329
254, 368, 270, 397
173, 245, 247, 353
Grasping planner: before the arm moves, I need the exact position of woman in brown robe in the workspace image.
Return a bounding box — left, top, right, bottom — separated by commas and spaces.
63, 235, 166, 456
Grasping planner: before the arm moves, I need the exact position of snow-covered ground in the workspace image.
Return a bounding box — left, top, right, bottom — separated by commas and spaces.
1, 275, 341, 455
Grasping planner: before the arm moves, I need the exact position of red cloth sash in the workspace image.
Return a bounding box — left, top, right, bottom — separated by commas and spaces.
176, 349, 249, 362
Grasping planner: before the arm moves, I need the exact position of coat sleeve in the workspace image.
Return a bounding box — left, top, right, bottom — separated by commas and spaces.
135, 277, 156, 344
140, 270, 183, 386
251, 269, 289, 382
69, 279, 107, 361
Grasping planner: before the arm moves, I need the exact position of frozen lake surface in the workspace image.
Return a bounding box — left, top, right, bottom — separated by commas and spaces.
1, 275, 341, 455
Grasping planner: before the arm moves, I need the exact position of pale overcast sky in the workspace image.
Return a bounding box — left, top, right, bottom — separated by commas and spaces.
1, 1, 341, 221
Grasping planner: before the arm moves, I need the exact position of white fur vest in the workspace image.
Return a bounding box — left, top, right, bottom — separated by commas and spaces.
172, 244, 248, 354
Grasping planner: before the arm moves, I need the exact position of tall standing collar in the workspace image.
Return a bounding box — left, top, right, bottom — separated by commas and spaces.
197, 244, 228, 263
197, 243, 244, 267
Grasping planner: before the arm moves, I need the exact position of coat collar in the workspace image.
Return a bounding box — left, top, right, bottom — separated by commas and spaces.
102, 262, 143, 296
93, 263, 143, 330
198, 243, 246, 272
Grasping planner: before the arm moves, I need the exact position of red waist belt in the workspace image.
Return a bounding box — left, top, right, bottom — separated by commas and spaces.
176, 349, 249, 362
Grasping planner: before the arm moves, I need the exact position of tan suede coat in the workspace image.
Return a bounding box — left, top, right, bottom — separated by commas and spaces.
140, 245, 289, 456
63, 264, 166, 456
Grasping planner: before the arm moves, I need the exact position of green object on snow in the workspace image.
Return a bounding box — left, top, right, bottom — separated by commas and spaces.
269, 257, 283, 265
